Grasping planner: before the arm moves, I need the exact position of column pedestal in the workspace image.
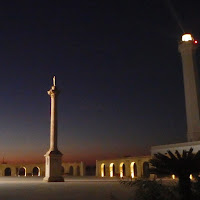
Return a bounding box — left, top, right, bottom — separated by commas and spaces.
43, 150, 64, 182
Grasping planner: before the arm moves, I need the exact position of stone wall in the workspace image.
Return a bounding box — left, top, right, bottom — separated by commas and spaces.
0, 162, 85, 177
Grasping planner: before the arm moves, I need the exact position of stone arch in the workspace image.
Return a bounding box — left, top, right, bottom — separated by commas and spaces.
32, 167, 40, 176
4, 167, 11, 176
109, 163, 115, 177
143, 162, 150, 178
61, 166, 65, 175
69, 166, 74, 175
101, 163, 106, 177
19, 167, 26, 176
134, 163, 137, 177
77, 166, 80, 176
130, 162, 137, 178
120, 162, 126, 177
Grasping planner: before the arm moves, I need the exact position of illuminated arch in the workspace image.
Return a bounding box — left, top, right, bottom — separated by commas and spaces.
109, 163, 115, 177
130, 162, 137, 178
101, 163, 106, 177
120, 162, 126, 177
19, 167, 26, 176
4, 168, 11, 176
32, 167, 40, 176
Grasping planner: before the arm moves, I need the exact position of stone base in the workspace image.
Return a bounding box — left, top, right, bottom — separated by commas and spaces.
43, 150, 64, 182
43, 176, 64, 182
187, 132, 200, 142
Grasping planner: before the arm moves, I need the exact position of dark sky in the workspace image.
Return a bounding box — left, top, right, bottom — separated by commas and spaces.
0, 0, 200, 164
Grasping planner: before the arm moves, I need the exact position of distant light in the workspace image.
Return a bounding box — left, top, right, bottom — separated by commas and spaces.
190, 174, 193, 180
194, 40, 198, 44
172, 174, 175, 179
182, 34, 193, 42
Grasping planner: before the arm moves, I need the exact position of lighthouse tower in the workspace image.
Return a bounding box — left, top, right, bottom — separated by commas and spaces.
151, 34, 200, 156
178, 34, 200, 142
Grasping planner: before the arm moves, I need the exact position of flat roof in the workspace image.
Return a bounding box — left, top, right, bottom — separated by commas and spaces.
151, 140, 200, 150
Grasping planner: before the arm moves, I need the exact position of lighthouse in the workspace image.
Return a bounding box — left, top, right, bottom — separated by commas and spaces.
178, 34, 200, 141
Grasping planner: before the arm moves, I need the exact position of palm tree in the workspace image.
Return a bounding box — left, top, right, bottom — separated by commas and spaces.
150, 148, 200, 200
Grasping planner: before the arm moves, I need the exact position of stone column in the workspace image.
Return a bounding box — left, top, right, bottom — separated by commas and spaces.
136, 160, 142, 178
80, 161, 85, 176
43, 76, 64, 182
95, 161, 99, 177
178, 34, 200, 141
125, 161, 130, 177
11, 168, 15, 176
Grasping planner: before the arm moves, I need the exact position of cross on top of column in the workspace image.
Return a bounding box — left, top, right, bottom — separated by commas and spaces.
53, 76, 56, 86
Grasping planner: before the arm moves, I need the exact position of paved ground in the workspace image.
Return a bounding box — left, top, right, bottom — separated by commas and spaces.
0, 177, 133, 200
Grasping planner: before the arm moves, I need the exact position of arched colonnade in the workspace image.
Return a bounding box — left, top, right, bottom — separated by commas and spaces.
100, 162, 139, 178
97, 156, 151, 178
0, 162, 85, 177
3, 166, 41, 176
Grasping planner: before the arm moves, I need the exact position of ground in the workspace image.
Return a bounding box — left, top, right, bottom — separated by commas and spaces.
0, 177, 132, 200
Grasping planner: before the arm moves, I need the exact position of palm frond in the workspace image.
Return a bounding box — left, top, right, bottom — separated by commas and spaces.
168, 150, 178, 161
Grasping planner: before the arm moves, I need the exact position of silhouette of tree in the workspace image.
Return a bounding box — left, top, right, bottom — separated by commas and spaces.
120, 179, 178, 200
150, 148, 200, 200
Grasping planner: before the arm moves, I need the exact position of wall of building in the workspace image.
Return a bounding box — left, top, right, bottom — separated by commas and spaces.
96, 156, 151, 178
62, 162, 85, 176
151, 141, 200, 156
0, 162, 85, 177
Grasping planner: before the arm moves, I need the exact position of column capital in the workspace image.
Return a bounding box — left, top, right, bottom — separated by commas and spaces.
47, 86, 60, 97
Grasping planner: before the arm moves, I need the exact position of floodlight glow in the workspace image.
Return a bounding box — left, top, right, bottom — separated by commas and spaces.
130, 162, 135, 178
172, 174, 175, 179
182, 34, 193, 42
101, 163, 105, 177
110, 163, 114, 177
120, 162, 124, 178
190, 174, 193, 180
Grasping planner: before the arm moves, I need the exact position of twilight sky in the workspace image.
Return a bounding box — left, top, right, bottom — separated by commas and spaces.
0, 0, 200, 164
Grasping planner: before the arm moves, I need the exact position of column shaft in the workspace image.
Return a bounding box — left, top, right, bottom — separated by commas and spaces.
50, 94, 57, 151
